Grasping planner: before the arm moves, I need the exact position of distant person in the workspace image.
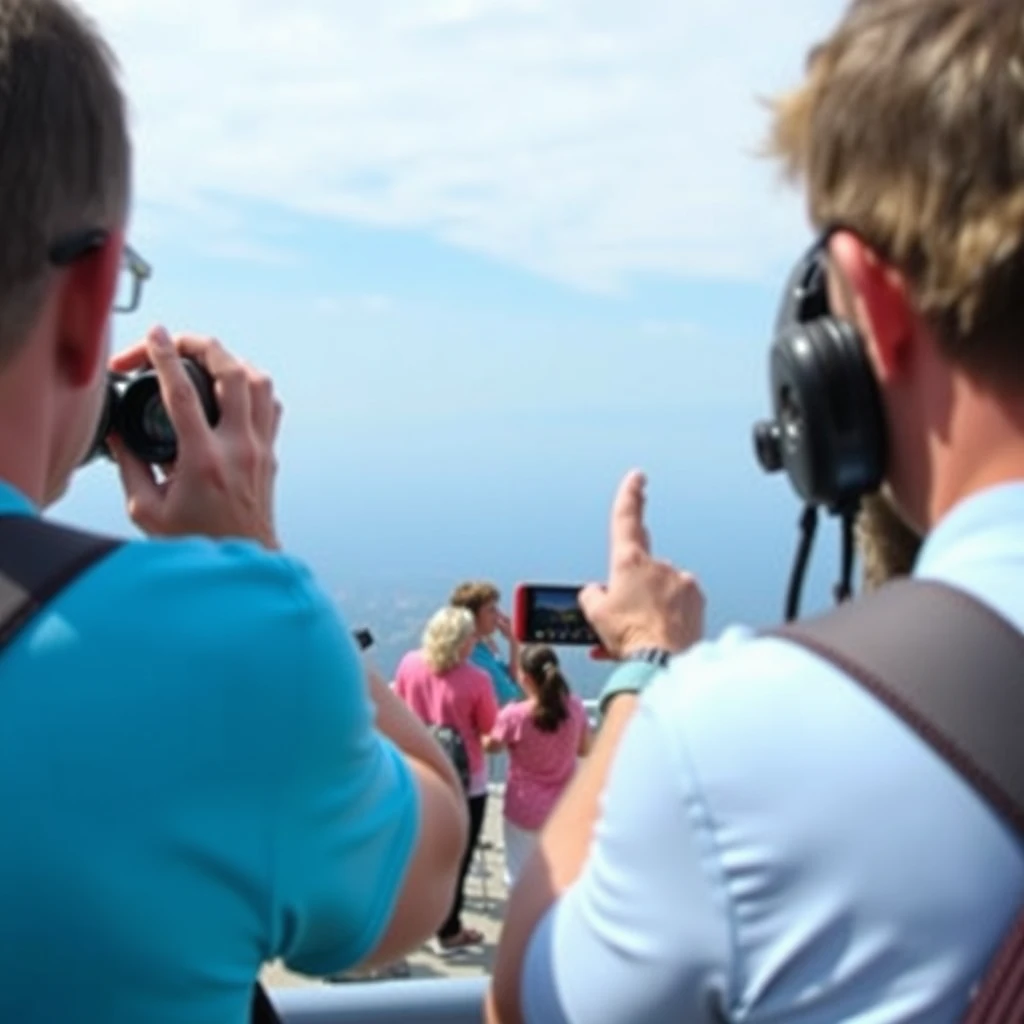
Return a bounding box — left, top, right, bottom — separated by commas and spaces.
0, 3, 468, 1021
450, 580, 523, 705
484, 646, 592, 887
394, 607, 499, 950
489, 0, 1024, 1020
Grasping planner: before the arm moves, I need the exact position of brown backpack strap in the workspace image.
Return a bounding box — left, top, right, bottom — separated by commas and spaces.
767, 578, 1024, 1022
769, 578, 1024, 834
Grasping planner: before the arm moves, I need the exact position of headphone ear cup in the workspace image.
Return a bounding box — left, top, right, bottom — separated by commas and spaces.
768, 317, 887, 509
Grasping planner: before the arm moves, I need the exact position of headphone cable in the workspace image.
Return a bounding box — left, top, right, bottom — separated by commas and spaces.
785, 504, 819, 622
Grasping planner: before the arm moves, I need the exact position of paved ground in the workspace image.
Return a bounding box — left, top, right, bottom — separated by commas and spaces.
261, 787, 508, 989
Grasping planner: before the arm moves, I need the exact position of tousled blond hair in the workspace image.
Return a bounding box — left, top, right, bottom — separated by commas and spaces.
422, 606, 476, 674
766, 0, 1024, 382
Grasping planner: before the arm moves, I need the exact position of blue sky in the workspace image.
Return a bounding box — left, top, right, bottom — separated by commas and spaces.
57, 0, 850, 644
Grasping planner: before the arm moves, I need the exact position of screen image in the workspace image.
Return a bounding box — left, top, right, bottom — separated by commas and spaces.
528, 586, 596, 645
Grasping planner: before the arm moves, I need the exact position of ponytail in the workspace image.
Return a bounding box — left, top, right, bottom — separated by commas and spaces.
520, 644, 570, 733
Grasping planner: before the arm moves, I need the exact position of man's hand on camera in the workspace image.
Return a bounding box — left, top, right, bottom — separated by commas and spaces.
579, 470, 704, 659
107, 325, 282, 549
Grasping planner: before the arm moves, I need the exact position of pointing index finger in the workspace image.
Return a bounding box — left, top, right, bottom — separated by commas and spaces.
609, 470, 650, 567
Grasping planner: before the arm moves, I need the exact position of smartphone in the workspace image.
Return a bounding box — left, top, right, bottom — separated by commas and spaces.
353, 628, 374, 651
512, 584, 600, 646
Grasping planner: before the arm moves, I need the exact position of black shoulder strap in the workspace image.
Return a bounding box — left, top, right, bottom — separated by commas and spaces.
0, 515, 122, 647
768, 578, 1024, 1022
250, 983, 282, 1024
769, 577, 1024, 835
0, 516, 284, 1024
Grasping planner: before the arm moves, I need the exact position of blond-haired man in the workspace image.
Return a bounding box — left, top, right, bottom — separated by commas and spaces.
490, 1, 1024, 1020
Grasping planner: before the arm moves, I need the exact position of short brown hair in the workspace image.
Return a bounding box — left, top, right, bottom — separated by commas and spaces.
0, 0, 130, 359
767, 0, 1024, 382
449, 581, 500, 616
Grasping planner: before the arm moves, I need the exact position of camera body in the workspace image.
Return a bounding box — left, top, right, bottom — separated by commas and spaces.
85, 358, 219, 466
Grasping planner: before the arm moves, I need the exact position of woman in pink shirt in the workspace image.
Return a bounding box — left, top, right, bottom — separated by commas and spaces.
485, 645, 592, 886
393, 606, 498, 950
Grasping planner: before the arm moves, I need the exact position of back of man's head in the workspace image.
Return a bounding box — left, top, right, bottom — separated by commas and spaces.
767, 0, 1024, 387
0, 0, 129, 360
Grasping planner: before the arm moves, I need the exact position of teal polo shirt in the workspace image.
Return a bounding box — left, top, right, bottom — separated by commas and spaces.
469, 641, 522, 706
0, 482, 418, 1024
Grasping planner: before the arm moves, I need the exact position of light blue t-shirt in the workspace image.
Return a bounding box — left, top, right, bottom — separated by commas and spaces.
469, 641, 522, 706
523, 483, 1024, 1023
0, 483, 419, 1024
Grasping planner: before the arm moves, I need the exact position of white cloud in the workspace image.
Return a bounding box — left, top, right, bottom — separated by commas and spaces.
86, 0, 845, 291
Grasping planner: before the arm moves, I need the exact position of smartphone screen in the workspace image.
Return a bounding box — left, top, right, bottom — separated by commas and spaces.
513, 584, 599, 646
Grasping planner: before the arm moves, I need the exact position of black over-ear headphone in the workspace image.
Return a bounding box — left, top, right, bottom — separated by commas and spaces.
751, 230, 889, 619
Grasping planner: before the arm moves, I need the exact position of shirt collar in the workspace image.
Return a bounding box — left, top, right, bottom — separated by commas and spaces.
915, 481, 1024, 576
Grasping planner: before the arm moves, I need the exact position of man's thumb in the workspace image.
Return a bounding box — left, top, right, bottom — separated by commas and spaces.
108, 436, 161, 527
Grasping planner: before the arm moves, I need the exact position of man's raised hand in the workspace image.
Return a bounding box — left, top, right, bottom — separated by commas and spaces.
579, 470, 705, 659
108, 325, 282, 549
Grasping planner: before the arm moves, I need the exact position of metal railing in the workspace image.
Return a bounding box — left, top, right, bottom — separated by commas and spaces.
270, 978, 488, 1023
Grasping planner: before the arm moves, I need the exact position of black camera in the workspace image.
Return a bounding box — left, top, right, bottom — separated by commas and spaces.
353, 628, 374, 651
84, 357, 220, 466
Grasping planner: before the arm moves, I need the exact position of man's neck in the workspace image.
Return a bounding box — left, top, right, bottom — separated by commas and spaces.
926, 378, 1024, 529
0, 348, 59, 507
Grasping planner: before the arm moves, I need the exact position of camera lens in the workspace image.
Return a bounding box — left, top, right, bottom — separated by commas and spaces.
115, 359, 219, 464
140, 392, 175, 447
117, 374, 176, 464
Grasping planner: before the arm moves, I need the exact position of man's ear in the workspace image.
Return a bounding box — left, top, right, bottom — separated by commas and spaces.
828, 230, 915, 383
54, 230, 122, 388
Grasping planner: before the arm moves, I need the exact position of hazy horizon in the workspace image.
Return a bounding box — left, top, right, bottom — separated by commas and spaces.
49, 0, 853, 692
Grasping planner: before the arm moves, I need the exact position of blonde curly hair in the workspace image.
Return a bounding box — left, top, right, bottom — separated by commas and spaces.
856, 493, 922, 591
422, 606, 476, 674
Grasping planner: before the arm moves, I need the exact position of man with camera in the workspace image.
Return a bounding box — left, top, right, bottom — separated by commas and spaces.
0, 2, 467, 1021
489, 0, 1024, 1021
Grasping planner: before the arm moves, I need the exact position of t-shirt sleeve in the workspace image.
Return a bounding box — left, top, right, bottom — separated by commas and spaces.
520, 683, 734, 1022
491, 703, 519, 745
265, 562, 419, 976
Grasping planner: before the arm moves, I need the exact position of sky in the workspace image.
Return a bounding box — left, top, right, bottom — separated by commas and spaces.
56, 0, 854, 667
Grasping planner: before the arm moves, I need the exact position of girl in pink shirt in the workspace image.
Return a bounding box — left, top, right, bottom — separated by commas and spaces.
394, 606, 498, 950
485, 645, 592, 886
